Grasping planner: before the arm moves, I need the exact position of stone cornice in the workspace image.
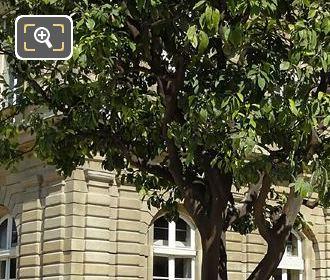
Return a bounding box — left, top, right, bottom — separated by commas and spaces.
84, 169, 115, 184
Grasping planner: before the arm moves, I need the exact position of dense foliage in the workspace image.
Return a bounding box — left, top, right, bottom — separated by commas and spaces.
0, 1, 330, 279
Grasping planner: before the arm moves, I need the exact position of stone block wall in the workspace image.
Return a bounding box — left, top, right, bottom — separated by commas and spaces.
0, 156, 329, 279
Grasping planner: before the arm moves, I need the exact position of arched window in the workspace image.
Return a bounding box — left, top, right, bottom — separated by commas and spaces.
0, 215, 17, 280
272, 231, 304, 280
152, 216, 196, 280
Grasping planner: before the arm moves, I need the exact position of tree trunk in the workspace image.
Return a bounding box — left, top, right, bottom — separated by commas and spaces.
201, 231, 228, 280
247, 235, 288, 280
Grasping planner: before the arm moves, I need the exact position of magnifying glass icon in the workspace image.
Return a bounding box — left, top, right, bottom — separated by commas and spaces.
34, 27, 53, 48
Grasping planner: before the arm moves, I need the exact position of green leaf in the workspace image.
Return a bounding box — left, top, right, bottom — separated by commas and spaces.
137, 0, 147, 11
86, 18, 95, 30
199, 108, 208, 122
324, 115, 330, 126
76, 19, 84, 29
229, 25, 242, 46
289, 99, 299, 116
280, 61, 290, 71
294, 177, 313, 197
249, 118, 256, 128
257, 76, 266, 90
187, 25, 198, 48
129, 42, 136, 52
198, 31, 209, 54
205, 6, 213, 30
72, 46, 82, 61
212, 8, 221, 32
308, 8, 317, 18
193, 0, 206, 10
317, 92, 324, 100
237, 92, 244, 102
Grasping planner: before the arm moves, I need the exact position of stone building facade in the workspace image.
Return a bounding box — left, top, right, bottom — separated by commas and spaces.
0, 155, 329, 280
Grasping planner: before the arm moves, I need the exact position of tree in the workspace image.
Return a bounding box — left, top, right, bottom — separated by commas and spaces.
1, 0, 330, 279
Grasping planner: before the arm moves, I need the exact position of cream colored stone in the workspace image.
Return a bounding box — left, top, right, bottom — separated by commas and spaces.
20, 232, 41, 244
21, 209, 42, 222
117, 209, 141, 221
44, 216, 65, 229
45, 204, 65, 218
20, 255, 40, 266
85, 240, 110, 252
85, 228, 109, 240
84, 264, 109, 275
86, 216, 110, 229
86, 205, 110, 217
64, 239, 85, 251
87, 193, 110, 206
84, 252, 110, 263
42, 264, 64, 276
20, 243, 41, 256
0, 146, 328, 280
19, 267, 41, 278
43, 240, 64, 253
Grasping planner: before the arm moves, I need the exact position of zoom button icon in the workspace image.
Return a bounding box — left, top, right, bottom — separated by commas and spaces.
34, 27, 53, 48
15, 15, 73, 60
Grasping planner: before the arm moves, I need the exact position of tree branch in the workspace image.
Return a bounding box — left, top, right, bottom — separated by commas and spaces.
253, 173, 272, 242
281, 187, 303, 227
161, 56, 187, 190
226, 171, 265, 227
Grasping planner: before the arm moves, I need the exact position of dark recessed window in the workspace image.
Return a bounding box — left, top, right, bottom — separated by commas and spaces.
11, 219, 17, 248
176, 218, 188, 243
0, 261, 6, 279
154, 216, 168, 241
9, 259, 16, 279
0, 216, 18, 280
153, 256, 168, 279
175, 258, 191, 278
0, 219, 8, 250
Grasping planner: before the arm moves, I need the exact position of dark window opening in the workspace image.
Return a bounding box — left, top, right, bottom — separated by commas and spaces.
153, 256, 168, 278
154, 216, 168, 241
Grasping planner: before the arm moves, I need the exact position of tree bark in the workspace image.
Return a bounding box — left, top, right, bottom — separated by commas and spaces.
248, 188, 303, 280
201, 230, 228, 280
247, 243, 286, 280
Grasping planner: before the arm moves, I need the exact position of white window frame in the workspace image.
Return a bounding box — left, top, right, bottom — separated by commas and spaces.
153, 216, 196, 280
277, 231, 304, 280
0, 215, 17, 280
0, 56, 18, 109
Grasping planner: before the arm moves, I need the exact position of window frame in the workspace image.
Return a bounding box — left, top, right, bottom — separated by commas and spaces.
152, 215, 197, 280
0, 215, 17, 280
277, 231, 304, 280
0, 55, 18, 109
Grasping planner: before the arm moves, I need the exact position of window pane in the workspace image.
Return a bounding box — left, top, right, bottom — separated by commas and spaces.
0, 219, 8, 249
175, 258, 191, 278
153, 256, 168, 277
154, 217, 168, 241
10, 258, 16, 279
176, 218, 188, 243
0, 260, 5, 279
11, 219, 17, 248
287, 233, 298, 256
288, 270, 300, 280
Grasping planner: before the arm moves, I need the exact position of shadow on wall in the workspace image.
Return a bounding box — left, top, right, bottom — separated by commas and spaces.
0, 205, 9, 218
